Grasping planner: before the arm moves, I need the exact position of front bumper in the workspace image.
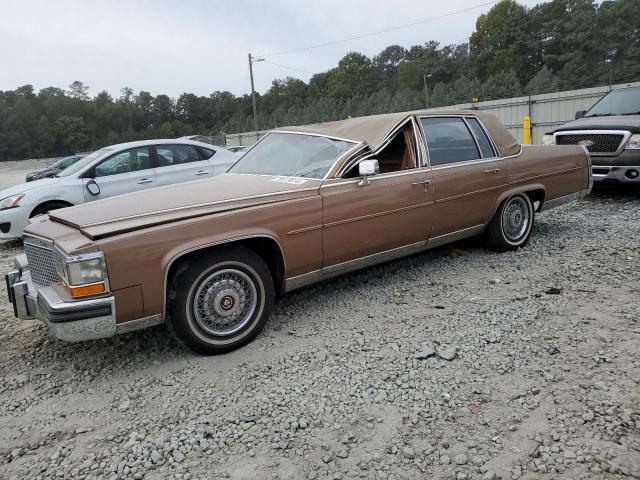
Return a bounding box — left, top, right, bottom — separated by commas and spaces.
591, 165, 640, 184
589, 148, 640, 184
0, 206, 31, 240
5, 255, 117, 341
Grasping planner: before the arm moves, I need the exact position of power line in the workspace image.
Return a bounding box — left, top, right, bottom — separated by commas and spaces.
263, 60, 314, 75
259, 1, 498, 58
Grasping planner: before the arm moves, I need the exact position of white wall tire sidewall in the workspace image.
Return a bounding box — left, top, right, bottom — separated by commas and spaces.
500, 194, 533, 247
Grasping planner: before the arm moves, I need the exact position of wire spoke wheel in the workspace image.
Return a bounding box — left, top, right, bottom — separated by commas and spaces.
192, 268, 258, 337
501, 196, 530, 242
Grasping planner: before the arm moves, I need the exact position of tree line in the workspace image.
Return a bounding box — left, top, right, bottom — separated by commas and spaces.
1, 0, 638, 161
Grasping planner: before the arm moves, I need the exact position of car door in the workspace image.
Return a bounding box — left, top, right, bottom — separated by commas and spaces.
420, 116, 507, 238
321, 121, 434, 269
155, 144, 214, 186
82, 146, 156, 201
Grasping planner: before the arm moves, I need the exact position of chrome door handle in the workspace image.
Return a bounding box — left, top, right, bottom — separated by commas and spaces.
137, 178, 153, 184
483, 169, 500, 174
195, 170, 209, 176
411, 180, 431, 186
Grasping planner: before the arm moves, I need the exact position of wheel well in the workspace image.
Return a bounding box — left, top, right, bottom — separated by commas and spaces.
166, 237, 286, 296
30, 200, 73, 218
525, 189, 545, 212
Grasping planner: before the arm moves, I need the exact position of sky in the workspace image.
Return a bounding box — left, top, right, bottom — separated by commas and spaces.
0, 0, 543, 99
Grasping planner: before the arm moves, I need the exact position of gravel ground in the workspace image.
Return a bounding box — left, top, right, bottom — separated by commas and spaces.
0, 189, 639, 480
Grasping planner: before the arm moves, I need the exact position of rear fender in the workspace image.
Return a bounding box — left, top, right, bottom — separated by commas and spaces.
490, 183, 545, 219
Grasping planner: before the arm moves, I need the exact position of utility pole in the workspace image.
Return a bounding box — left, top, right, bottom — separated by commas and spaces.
248, 53, 264, 132
423, 74, 432, 109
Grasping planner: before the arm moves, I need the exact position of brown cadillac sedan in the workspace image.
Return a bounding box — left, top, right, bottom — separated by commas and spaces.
5, 110, 592, 354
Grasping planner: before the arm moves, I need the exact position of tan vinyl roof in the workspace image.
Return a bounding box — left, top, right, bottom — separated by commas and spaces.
276, 109, 520, 157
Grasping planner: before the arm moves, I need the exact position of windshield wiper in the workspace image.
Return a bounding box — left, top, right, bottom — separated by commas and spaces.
584, 113, 613, 118
621, 111, 640, 115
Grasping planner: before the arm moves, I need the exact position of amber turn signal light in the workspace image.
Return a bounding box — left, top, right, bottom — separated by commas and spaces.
67, 283, 106, 298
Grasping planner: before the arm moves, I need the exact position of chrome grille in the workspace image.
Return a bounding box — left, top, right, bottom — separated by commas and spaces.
23, 236, 60, 288
555, 132, 625, 155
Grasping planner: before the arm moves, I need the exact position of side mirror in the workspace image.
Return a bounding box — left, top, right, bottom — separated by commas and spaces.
575, 110, 586, 120
358, 159, 379, 187
86, 180, 101, 196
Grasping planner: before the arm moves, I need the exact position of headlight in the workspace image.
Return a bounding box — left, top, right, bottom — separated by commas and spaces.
542, 134, 555, 146
55, 252, 108, 297
0, 193, 25, 210
626, 134, 640, 150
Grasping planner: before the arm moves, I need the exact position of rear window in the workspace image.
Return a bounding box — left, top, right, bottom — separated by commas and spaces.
466, 118, 495, 158
198, 147, 216, 159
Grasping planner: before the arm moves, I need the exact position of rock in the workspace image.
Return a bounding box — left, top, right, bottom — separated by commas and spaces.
440, 454, 451, 465
172, 451, 185, 463
336, 448, 349, 459
583, 411, 594, 422
437, 346, 458, 361
454, 453, 468, 465
489, 278, 501, 285
117, 400, 131, 411
414, 343, 436, 360
402, 447, 415, 459
150, 450, 161, 463
482, 471, 497, 480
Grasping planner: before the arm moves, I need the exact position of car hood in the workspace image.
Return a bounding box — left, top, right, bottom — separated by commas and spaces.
552, 115, 640, 134
47, 173, 322, 240
0, 177, 62, 199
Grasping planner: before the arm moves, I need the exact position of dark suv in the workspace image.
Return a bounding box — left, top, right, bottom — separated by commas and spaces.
543, 86, 640, 185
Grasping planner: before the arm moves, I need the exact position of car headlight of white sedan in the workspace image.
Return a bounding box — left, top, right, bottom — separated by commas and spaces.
0, 193, 25, 210
542, 134, 555, 146
54, 251, 109, 297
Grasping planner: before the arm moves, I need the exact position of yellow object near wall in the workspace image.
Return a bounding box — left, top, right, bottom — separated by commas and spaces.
523, 116, 532, 145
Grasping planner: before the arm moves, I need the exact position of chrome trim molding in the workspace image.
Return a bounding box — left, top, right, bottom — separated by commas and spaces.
284, 269, 324, 292
275, 129, 361, 144
321, 167, 431, 189
581, 145, 593, 194
540, 190, 588, 211
426, 224, 487, 249
323, 241, 427, 277
553, 130, 632, 156
116, 315, 163, 335
285, 224, 487, 292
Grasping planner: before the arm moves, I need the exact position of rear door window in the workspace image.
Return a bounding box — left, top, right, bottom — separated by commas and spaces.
156, 145, 202, 167
466, 117, 496, 158
421, 117, 480, 166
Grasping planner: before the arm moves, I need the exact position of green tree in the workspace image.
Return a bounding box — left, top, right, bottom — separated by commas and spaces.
526, 66, 560, 94
470, 0, 529, 81
328, 52, 378, 98
68, 81, 89, 101
53, 116, 89, 153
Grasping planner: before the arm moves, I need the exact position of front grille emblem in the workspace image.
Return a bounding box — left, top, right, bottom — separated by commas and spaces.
578, 139, 595, 147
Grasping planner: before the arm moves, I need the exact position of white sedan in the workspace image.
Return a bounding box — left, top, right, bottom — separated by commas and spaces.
0, 139, 240, 240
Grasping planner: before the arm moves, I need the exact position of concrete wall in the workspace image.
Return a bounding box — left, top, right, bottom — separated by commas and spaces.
225, 81, 640, 147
